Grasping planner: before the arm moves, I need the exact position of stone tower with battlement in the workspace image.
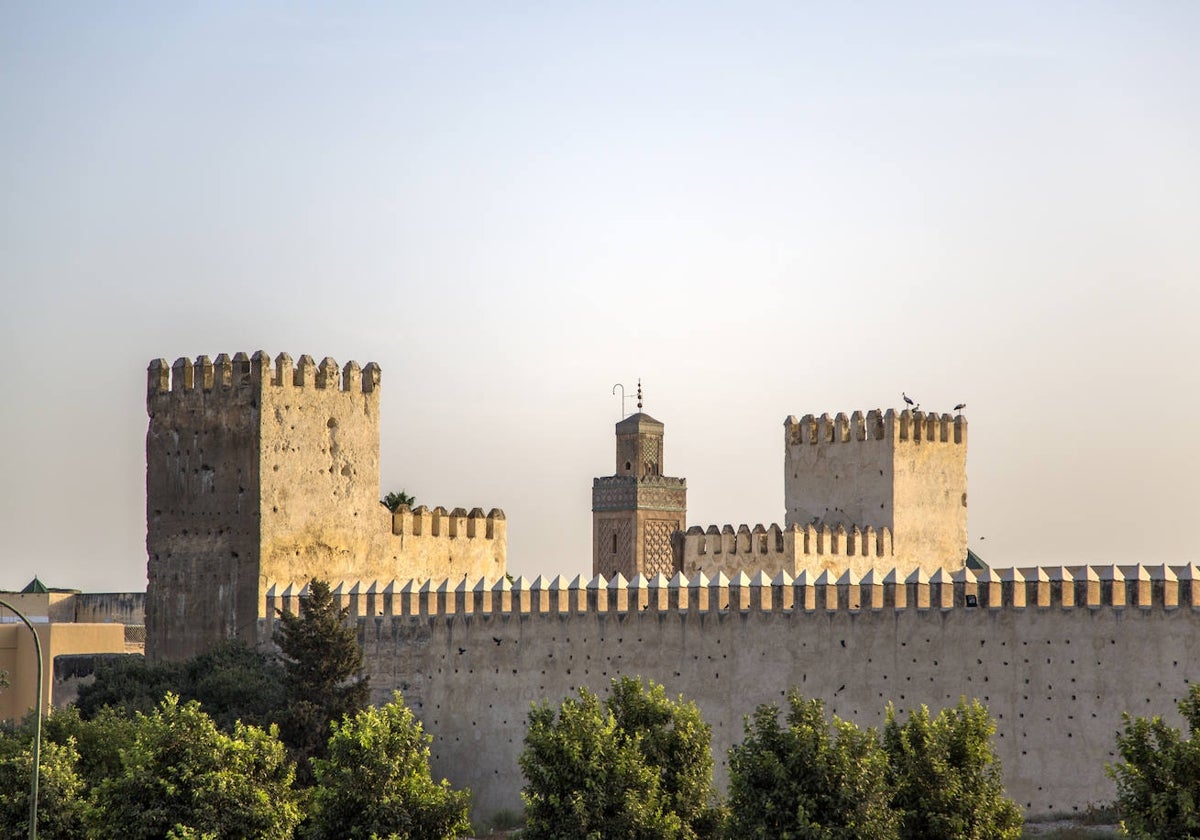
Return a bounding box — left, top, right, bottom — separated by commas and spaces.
592, 412, 686, 579
784, 408, 967, 574
145, 351, 506, 661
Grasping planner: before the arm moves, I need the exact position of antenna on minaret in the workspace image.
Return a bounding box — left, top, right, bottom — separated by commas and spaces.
637, 379, 643, 411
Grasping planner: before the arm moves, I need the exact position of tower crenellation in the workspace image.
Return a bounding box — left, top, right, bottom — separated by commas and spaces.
783, 406, 968, 574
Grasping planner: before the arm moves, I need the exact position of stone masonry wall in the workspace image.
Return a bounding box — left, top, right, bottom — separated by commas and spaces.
262, 564, 1200, 821
147, 354, 264, 661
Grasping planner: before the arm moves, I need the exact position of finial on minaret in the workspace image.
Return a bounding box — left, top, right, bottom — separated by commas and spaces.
637, 379, 643, 411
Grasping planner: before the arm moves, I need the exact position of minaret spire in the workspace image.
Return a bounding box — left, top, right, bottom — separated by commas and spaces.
637, 379, 643, 411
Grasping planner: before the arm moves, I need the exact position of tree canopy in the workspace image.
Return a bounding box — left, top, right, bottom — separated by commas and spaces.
382, 490, 417, 512
305, 692, 471, 840
1109, 684, 1200, 838
274, 577, 371, 780
520, 677, 720, 840
91, 694, 302, 840
727, 692, 899, 840
884, 698, 1022, 840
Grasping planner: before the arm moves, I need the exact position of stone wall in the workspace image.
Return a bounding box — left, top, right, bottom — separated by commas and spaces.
260, 564, 1200, 821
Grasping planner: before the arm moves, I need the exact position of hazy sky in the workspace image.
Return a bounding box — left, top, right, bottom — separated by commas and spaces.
2, 2, 1197, 593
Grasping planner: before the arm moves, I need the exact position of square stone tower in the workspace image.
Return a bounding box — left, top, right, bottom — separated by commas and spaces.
592, 412, 686, 579
145, 352, 384, 661
784, 409, 967, 572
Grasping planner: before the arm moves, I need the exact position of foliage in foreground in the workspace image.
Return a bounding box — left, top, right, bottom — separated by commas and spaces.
2, 689, 464, 839
726, 692, 899, 839
305, 692, 471, 840
884, 698, 1023, 840
0, 735, 89, 838
91, 694, 302, 840
521, 677, 722, 840
1108, 684, 1200, 838
74, 638, 285, 731
275, 577, 371, 781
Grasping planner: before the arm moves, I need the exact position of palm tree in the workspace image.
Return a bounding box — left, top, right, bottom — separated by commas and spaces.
381, 490, 416, 512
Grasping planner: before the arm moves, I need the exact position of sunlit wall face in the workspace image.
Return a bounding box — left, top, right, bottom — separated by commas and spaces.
1, 2, 1197, 591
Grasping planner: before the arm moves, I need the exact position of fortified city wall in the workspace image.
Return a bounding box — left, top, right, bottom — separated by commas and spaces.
146, 351, 505, 661
260, 565, 1200, 819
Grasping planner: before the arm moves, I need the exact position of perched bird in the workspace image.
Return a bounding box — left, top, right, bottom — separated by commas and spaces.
902, 392, 915, 407
954, 402, 967, 412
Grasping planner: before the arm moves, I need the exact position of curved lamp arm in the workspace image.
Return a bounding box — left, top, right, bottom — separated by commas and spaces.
0, 597, 42, 840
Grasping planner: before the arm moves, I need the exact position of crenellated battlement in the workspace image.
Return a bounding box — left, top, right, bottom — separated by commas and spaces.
261, 563, 1200, 626
678, 521, 894, 579
784, 409, 966, 447
389, 505, 506, 540
147, 352, 381, 400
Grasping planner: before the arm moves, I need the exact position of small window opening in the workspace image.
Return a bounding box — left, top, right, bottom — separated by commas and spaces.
612, 533, 618, 554
625, 461, 632, 472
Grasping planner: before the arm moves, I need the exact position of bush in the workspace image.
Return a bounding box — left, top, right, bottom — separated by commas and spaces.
305, 691, 471, 840
520, 678, 720, 839
0, 735, 89, 839
91, 694, 301, 840
884, 698, 1022, 840
727, 692, 898, 839
1108, 684, 1200, 838
74, 640, 285, 733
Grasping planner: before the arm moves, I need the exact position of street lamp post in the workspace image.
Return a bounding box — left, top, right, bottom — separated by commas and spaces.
0, 598, 42, 840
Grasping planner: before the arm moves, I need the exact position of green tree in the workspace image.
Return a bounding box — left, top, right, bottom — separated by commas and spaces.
0, 733, 89, 839
41, 704, 138, 790
382, 490, 417, 512
520, 678, 719, 840
274, 577, 370, 780
74, 652, 185, 719
727, 692, 898, 840
91, 694, 301, 840
306, 691, 471, 840
1108, 684, 1200, 838
884, 698, 1021, 840
75, 640, 285, 733
605, 677, 724, 839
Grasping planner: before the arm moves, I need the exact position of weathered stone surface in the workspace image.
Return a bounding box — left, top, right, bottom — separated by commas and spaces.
145, 353, 505, 661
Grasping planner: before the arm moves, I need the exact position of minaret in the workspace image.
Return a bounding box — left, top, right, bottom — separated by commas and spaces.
592, 382, 687, 579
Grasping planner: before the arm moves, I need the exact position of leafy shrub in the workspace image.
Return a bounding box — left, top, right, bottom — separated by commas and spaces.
884, 698, 1022, 840
520, 678, 721, 839
1108, 684, 1200, 838
727, 692, 898, 840
305, 691, 471, 840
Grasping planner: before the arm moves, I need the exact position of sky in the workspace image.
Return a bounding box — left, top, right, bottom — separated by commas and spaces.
1, 2, 1197, 593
